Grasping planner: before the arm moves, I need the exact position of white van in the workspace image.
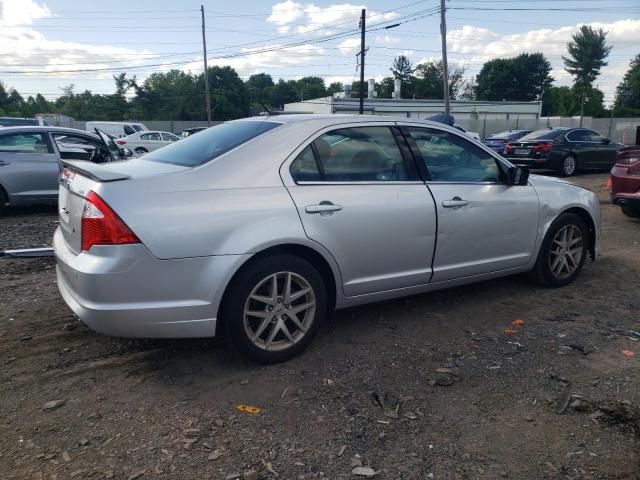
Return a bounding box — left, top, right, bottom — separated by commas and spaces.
85, 121, 148, 138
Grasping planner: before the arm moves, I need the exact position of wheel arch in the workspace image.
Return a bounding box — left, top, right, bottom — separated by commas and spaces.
559, 206, 597, 260
0, 181, 8, 206
216, 242, 340, 331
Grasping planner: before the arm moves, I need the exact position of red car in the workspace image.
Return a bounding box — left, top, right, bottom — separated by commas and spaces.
609, 146, 640, 218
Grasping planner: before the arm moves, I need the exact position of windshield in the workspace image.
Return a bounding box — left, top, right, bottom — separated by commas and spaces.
132, 125, 144, 132
144, 120, 281, 167
520, 129, 565, 141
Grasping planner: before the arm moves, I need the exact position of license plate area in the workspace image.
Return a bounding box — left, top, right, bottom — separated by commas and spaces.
515, 148, 530, 155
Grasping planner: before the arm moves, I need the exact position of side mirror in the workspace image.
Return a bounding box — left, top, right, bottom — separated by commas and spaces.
122, 147, 133, 158
508, 166, 529, 186
602, 137, 611, 144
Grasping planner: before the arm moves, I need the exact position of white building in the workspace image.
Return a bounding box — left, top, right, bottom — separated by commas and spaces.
284, 95, 542, 122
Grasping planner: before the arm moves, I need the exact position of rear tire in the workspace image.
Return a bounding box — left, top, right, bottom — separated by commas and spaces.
134, 147, 148, 155
221, 254, 327, 364
558, 154, 577, 177
528, 213, 588, 287
0, 186, 7, 214
621, 205, 640, 218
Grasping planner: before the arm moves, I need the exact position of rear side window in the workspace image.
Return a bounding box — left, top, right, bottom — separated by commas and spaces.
0, 133, 51, 153
144, 120, 281, 167
520, 129, 565, 141
567, 130, 590, 142
290, 127, 408, 182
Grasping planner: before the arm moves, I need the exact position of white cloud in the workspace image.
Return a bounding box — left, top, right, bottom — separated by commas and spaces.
0, 0, 51, 26
338, 38, 360, 54
442, 19, 640, 105
374, 35, 399, 45
267, 0, 305, 26
268, 2, 399, 35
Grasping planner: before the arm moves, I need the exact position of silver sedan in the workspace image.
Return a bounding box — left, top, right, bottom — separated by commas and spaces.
54, 115, 601, 363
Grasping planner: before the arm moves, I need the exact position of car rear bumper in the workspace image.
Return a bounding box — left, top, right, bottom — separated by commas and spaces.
53, 227, 250, 338
506, 156, 553, 168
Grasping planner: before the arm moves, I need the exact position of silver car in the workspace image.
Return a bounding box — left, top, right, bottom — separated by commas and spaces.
0, 126, 128, 211
54, 115, 601, 363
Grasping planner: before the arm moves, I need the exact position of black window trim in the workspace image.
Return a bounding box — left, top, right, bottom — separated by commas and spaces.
290, 125, 422, 185
401, 124, 509, 185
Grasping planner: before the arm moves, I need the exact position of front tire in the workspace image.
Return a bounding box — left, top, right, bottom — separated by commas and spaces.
558, 154, 577, 177
221, 254, 327, 364
134, 147, 148, 155
529, 213, 588, 287
621, 205, 640, 218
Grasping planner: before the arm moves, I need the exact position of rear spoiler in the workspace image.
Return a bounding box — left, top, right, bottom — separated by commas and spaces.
61, 160, 130, 182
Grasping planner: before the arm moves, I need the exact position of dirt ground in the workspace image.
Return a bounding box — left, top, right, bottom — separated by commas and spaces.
1, 173, 639, 480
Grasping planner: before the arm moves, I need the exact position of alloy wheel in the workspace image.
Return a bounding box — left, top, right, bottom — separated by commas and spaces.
563, 156, 576, 176
548, 224, 584, 280
243, 271, 316, 351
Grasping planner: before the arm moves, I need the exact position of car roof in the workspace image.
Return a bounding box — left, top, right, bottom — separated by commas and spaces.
234, 114, 468, 130
0, 126, 100, 137
86, 121, 144, 125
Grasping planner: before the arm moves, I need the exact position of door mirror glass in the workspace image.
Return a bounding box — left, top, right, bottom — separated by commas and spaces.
602, 137, 611, 144
509, 166, 529, 186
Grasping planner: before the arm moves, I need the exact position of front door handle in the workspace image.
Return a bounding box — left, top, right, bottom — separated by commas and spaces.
305, 202, 343, 214
442, 197, 469, 208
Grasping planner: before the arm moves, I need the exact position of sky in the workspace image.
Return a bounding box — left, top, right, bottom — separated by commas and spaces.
1, 0, 639, 106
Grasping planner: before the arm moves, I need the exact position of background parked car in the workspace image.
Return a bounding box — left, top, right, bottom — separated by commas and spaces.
609, 146, 640, 218
504, 127, 623, 176
115, 130, 180, 156
180, 127, 208, 138
452, 124, 481, 142
0, 117, 50, 127
484, 129, 532, 154
85, 121, 148, 138
0, 126, 130, 211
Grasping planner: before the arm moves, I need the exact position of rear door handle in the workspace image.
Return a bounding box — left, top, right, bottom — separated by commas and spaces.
305, 203, 343, 214
442, 197, 469, 208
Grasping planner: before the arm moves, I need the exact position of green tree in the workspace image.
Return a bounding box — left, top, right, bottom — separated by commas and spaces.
246, 73, 274, 107
475, 53, 553, 101
327, 82, 343, 96
377, 77, 395, 98
390, 55, 415, 98
413, 60, 466, 100
205, 66, 249, 120
614, 54, 640, 116
268, 79, 299, 108
563, 26, 612, 122
295, 76, 327, 100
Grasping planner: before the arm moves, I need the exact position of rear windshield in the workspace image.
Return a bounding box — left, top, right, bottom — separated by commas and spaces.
520, 129, 565, 141
144, 120, 281, 167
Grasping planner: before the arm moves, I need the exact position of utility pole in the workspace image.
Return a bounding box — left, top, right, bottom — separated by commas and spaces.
440, 0, 450, 116
359, 9, 366, 115
201, 5, 212, 126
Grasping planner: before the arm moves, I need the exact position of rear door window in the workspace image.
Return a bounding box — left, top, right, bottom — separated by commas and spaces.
141, 132, 161, 141
0, 133, 51, 154
310, 127, 408, 182
144, 120, 281, 167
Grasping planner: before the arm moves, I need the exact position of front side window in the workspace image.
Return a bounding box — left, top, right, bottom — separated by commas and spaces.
162, 133, 179, 142
0, 133, 50, 154
124, 125, 135, 135
302, 126, 408, 182
520, 129, 565, 141
408, 127, 502, 183
567, 130, 591, 142
588, 130, 607, 142
132, 125, 144, 132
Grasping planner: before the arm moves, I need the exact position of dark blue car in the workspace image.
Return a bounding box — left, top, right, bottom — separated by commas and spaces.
484, 129, 532, 155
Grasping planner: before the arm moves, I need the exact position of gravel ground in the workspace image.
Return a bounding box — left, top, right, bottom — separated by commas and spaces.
1, 173, 639, 480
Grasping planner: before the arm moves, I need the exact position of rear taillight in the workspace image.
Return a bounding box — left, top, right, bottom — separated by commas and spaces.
607, 177, 612, 191
504, 144, 514, 154
81, 191, 140, 251
615, 156, 640, 167
116, 140, 126, 145
533, 142, 553, 153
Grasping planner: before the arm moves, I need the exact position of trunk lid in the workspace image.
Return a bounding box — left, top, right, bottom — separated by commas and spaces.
58, 159, 189, 255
